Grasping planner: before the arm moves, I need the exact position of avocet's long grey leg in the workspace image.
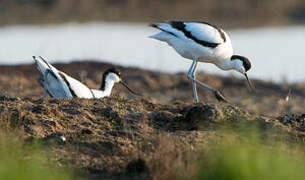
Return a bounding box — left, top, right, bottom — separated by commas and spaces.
187, 60, 228, 102
192, 61, 198, 102
187, 59, 199, 103
191, 63, 198, 103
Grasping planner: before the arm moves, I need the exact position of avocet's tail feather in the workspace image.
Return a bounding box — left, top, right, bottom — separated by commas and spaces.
33, 56, 58, 75
149, 23, 179, 41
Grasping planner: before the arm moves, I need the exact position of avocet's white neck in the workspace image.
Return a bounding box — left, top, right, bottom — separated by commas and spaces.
216, 58, 245, 74
103, 79, 116, 96
92, 80, 115, 98
95, 79, 115, 98
217, 58, 235, 71
92, 72, 121, 98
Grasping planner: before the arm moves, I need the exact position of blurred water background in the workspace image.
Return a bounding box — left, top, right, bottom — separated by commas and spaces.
0, 0, 304, 83
0, 23, 304, 83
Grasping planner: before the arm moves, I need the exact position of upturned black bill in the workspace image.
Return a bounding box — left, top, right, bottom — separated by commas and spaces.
120, 81, 141, 96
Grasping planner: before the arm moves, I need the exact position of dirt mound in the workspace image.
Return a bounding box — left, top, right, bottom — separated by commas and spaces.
0, 95, 204, 178
0, 93, 303, 179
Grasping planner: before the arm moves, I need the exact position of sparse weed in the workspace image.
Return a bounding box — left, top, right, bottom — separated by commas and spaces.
196, 131, 305, 180
0, 134, 72, 180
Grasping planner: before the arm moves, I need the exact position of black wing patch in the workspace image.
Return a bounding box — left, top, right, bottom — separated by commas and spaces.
170, 21, 223, 48
89, 89, 95, 98
58, 72, 77, 97
45, 69, 59, 81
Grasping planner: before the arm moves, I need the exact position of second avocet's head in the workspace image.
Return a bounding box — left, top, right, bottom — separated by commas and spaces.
101, 68, 140, 96
231, 55, 253, 90
103, 68, 122, 84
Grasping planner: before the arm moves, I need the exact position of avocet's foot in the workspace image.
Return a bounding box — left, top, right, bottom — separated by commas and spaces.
214, 91, 228, 103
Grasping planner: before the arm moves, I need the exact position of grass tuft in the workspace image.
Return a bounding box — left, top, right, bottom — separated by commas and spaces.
196, 136, 305, 180
0, 135, 72, 180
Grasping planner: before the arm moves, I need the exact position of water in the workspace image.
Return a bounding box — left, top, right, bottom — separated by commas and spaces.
0, 22, 304, 83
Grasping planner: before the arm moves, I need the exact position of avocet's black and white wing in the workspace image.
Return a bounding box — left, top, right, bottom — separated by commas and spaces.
34, 56, 73, 98
33, 56, 95, 99
150, 21, 227, 48
58, 71, 96, 98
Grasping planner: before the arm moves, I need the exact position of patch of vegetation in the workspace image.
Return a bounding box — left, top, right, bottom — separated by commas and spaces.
196, 135, 305, 180
0, 134, 72, 180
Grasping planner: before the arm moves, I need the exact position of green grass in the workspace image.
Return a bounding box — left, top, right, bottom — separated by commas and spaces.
196, 136, 305, 180
0, 135, 72, 180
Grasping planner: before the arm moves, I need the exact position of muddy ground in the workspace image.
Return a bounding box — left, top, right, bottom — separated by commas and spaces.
0, 61, 304, 179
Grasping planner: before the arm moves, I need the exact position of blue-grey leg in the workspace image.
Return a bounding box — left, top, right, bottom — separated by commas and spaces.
187, 59, 228, 103
192, 60, 199, 103
187, 59, 199, 103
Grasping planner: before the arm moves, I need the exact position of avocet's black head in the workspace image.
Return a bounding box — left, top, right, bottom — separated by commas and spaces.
103, 68, 121, 77
100, 68, 140, 96
231, 55, 253, 91
100, 68, 121, 90
231, 55, 251, 73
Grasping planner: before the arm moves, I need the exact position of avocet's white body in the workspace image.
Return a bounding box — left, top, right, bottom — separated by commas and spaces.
33, 56, 118, 98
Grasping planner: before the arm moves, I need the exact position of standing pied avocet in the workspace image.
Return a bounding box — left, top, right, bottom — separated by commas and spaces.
33, 56, 138, 98
150, 21, 253, 103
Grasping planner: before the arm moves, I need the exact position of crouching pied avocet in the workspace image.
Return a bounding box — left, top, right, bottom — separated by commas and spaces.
33, 56, 139, 99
